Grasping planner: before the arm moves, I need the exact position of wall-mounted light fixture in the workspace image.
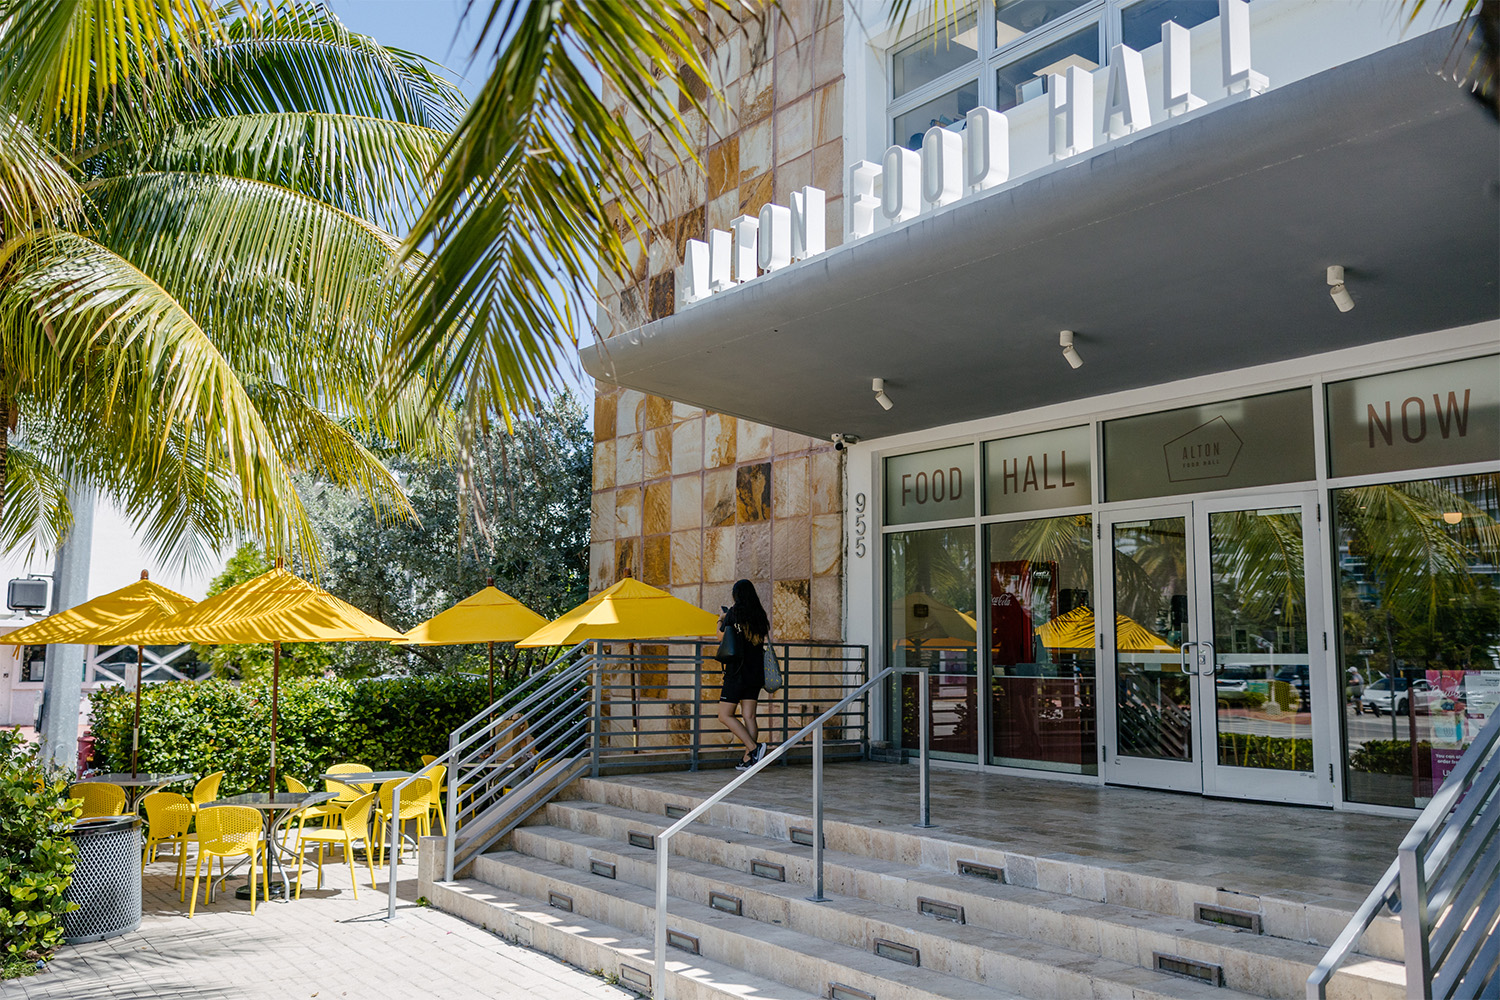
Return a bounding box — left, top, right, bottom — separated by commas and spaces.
1442, 511, 1464, 525
872, 378, 894, 410
1059, 330, 1083, 369
1327, 265, 1354, 312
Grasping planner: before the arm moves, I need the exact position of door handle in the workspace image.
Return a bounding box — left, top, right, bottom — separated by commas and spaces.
1179, 641, 1198, 676
1199, 641, 1217, 677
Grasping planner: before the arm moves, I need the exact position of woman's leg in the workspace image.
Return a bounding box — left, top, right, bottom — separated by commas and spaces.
716, 700, 756, 752
740, 699, 759, 745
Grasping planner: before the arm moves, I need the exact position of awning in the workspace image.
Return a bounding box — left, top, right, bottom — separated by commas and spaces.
582, 28, 1500, 442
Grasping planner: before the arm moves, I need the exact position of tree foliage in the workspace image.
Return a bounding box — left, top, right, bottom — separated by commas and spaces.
0, 730, 79, 980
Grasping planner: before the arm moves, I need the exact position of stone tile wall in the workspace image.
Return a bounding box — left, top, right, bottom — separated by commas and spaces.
590, 1, 846, 644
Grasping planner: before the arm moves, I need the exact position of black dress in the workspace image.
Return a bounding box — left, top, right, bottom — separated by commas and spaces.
718, 608, 765, 703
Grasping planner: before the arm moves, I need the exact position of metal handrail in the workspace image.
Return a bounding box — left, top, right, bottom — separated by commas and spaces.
385, 640, 597, 918
650, 665, 928, 1000
1307, 711, 1500, 999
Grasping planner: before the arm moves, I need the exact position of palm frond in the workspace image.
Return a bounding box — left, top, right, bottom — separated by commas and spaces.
0, 444, 72, 559
388, 0, 737, 422
0, 229, 312, 557
0, 114, 83, 233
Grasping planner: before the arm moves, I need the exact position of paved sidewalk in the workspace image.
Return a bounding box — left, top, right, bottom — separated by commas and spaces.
13, 846, 637, 999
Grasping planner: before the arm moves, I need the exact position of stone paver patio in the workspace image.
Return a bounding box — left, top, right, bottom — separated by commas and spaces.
14, 846, 636, 999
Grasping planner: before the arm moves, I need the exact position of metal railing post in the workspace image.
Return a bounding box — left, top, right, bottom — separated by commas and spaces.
1398, 843, 1431, 1000
916, 667, 933, 829
781, 645, 790, 765
692, 643, 702, 772
808, 725, 826, 902
445, 730, 458, 882
653, 837, 669, 1000
387, 785, 401, 920
591, 642, 603, 778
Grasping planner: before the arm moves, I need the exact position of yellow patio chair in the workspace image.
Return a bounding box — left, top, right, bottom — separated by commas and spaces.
285, 775, 339, 835
141, 792, 197, 900
190, 771, 224, 813
294, 792, 378, 899
189, 806, 269, 917
373, 776, 431, 865
70, 781, 126, 818
326, 761, 374, 794
420, 763, 447, 835
420, 754, 438, 766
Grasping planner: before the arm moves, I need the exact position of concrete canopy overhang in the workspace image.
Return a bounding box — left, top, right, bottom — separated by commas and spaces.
581, 29, 1500, 442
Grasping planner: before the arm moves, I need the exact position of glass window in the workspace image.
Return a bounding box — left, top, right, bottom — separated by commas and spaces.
1119, 0, 1218, 52
893, 82, 980, 152
984, 425, 1092, 515
884, 444, 975, 525
893, 10, 980, 100
888, 527, 979, 761
994, 25, 1100, 113
987, 515, 1097, 773
1335, 473, 1500, 808
995, 0, 1093, 49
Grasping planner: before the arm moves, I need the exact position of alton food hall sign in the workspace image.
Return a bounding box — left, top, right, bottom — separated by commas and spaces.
677, 0, 1267, 308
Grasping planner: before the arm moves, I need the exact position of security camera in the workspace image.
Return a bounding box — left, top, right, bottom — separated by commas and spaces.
831, 433, 859, 451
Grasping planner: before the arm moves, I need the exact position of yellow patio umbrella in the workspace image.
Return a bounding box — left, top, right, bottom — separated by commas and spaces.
896, 592, 977, 650
0, 570, 195, 777
515, 577, 720, 648
1035, 606, 1178, 653
131, 565, 404, 792
395, 578, 548, 704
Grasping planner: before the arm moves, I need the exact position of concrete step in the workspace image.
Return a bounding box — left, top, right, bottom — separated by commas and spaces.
423, 875, 822, 1000
475, 848, 1092, 1000
534, 800, 1403, 1000
561, 777, 1405, 963
504, 824, 1270, 1000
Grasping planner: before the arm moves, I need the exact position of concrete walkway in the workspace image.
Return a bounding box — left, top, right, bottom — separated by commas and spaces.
14, 847, 637, 999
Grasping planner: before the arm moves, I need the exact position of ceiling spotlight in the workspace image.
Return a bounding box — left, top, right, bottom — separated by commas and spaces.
872, 377, 894, 410
1059, 330, 1083, 369
1327, 265, 1354, 312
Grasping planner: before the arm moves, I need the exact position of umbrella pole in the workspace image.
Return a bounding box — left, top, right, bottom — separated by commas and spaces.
488, 641, 495, 708
131, 644, 143, 778
269, 641, 280, 794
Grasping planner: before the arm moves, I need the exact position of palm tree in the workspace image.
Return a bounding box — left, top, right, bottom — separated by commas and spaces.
0, 1, 466, 567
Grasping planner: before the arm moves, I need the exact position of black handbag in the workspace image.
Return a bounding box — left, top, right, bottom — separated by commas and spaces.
714, 622, 740, 664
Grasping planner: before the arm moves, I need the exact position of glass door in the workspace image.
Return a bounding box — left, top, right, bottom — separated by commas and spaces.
1101, 493, 1331, 803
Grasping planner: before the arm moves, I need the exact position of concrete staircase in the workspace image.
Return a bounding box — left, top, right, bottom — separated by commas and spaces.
420, 777, 1405, 1000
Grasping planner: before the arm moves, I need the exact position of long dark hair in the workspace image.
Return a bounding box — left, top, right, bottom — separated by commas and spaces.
730, 579, 769, 643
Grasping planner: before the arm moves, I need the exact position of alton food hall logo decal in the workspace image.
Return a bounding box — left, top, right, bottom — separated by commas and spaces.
1164, 416, 1243, 482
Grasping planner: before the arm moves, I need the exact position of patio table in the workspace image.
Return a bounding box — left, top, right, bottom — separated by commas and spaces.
317, 771, 418, 859
201, 790, 334, 900
87, 771, 194, 812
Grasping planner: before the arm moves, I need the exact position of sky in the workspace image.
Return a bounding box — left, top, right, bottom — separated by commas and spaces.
0, 1, 597, 610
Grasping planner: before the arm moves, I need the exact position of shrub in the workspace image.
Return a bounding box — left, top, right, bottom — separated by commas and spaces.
89, 673, 498, 796
1348, 739, 1448, 775
0, 730, 79, 979
1215, 733, 1314, 770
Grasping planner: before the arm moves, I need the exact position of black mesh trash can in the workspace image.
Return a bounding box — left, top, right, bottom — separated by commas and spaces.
62, 816, 142, 943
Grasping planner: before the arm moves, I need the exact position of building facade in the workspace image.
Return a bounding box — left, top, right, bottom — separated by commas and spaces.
587, 0, 1500, 810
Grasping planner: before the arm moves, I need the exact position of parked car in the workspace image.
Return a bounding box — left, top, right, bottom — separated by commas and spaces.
1215, 665, 1258, 695
1360, 677, 1443, 716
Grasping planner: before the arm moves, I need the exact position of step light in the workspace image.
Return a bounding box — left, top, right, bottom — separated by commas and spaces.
590, 859, 616, 879
667, 929, 700, 955
789, 827, 822, 848
709, 890, 743, 915
873, 938, 920, 967
618, 965, 652, 991
547, 891, 573, 912
628, 831, 655, 850
956, 860, 1004, 882
1194, 902, 1261, 934
828, 984, 876, 1000
1154, 952, 1223, 987
917, 897, 965, 924
750, 859, 786, 882
664, 804, 689, 819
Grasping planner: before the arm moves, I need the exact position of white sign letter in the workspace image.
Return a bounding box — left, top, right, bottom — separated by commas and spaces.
848, 160, 881, 240
1162, 20, 1206, 117
920, 126, 963, 209
1103, 43, 1151, 138
757, 202, 791, 272
1048, 65, 1095, 162
676, 239, 709, 307
707, 228, 732, 293
1220, 0, 1268, 95
964, 107, 1009, 193
880, 145, 921, 223
729, 214, 758, 283
789, 186, 826, 261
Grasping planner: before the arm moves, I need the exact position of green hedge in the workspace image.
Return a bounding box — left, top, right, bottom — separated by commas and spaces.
1, 730, 79, 979
89, 674, 499, 796
1215, 733, 1314, 771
